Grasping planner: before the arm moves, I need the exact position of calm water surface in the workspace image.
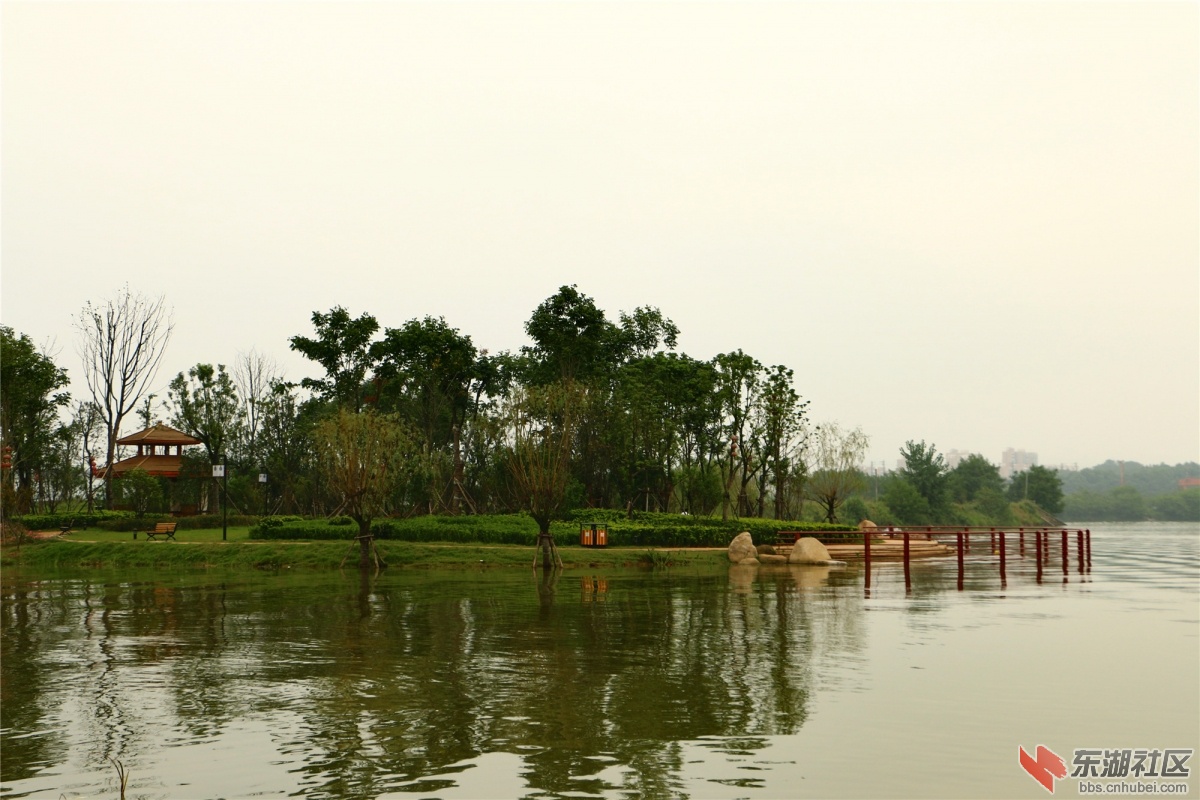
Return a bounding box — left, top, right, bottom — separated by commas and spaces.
2, 522, 1197, 799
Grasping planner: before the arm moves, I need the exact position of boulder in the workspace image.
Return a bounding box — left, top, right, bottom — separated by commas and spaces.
788, 537, 832, 564
738, 557, 761, 566
755, 544, 777, 556
758, 554, 788, 565
727, 531, 757, 563
858, 519, 877, 531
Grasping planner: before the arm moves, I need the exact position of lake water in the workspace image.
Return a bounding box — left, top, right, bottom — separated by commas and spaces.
2, 522, 1197, 799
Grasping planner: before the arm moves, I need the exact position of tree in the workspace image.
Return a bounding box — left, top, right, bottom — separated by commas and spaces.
0, 326, 70, 516
232, 349, 280, 467
75, 286, 173, 508
753, 365, 810, 520
948, 453, 1004, 503
522, 286, 616, 383
506, 381, 583, 569
1009, 464, 1064, 514
290, 307, 379, 410
168, 364, 244, 465
72, 401, 105, 513
314, 408, 418, 570
883, 477, 930, 525
712, 350, 764, 520
120, 467, 162, 518
805, 422, 869, 523
898, 440, 949, 518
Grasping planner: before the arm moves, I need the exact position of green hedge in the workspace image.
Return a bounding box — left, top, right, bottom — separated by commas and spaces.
14, 510, 134, 530
249, 512, 856, 547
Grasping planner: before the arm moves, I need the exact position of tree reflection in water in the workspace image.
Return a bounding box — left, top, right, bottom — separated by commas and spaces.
1, 564, 865, 798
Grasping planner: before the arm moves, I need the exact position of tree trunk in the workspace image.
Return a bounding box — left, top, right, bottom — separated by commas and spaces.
357, 518, 373, 571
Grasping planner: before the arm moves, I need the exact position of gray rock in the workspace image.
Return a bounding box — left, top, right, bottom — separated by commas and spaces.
756, 544, 777, 556
788, 537, 833, 564
758, 554, 788, 565
727, 531, 757, 563
738, 557, 761, 566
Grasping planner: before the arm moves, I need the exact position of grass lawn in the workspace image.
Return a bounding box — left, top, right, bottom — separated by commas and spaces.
5, 529, 730, 572
60, 526, 255, 543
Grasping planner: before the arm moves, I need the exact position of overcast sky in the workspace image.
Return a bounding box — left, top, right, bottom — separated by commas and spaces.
3, 2, 1197, 471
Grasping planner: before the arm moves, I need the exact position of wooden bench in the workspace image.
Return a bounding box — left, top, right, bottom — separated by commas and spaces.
146, 522, 177, 541
775, 531, 804, 546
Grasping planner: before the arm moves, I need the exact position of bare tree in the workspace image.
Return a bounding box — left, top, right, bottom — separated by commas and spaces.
232, 349, 280, 465
805, 422, 869, 523
75, 286, 173, 508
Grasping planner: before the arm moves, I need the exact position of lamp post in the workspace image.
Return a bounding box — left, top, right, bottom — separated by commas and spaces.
259, 473, 268, 517
213, 458, 228, 541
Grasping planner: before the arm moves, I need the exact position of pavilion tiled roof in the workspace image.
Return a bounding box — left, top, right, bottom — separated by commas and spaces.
116, 424, 201, 446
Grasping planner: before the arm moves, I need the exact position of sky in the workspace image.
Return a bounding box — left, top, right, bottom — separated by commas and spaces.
3, 1, 1198, 472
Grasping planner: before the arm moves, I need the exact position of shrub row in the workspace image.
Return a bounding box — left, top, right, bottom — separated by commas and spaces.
249, 513, 856, 547
14, 510, 134, 530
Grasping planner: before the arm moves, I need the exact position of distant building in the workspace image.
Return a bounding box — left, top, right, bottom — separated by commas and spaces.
945, 449, 970, 469
1000, 448, 1038, 480
1179, 477, 1200, 489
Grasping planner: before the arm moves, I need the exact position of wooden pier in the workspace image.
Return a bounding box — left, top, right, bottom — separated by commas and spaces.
803, 525, 1093, 595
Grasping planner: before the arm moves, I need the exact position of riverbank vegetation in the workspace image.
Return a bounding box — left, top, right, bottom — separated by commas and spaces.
5, 289, 1195, 546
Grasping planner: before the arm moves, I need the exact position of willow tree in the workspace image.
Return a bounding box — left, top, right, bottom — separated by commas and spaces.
314, 408, 416, 570
806, 422, 869, 523
507, 381, 584, 570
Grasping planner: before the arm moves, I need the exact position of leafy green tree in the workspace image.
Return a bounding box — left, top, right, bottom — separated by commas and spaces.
883, 477, 930, 525
898, 440, 949, 518
975, 486, 1013, 522
805, 422, 869, 523
523, 286, 616, 384
290, 307, 380, 410
948, 453, 1004, 503
1, 326, 70, 516
120, 467, 162, 517
372, 316, 478, 447
753, 364, 809, 519
1008, 464, 1064, 513
1150, 489, 1200, 521
712, 350, 764, 519
168, 364, 244, 465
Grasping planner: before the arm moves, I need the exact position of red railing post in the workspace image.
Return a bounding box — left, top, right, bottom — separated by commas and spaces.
1077, 530, 1085, 574
1085, 529, 1091, 570
903, 531, 911, 594
1035, 531, 1043, 583
999, 531, 1007, 588
956, 531, 964, 591
1019, 527, 1025, 556
1061, 530, 1069, 579
864, 525, 872, 596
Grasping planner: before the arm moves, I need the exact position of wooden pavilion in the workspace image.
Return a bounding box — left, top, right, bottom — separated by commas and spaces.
90, 424, 202, 480
91, 424, 205, 513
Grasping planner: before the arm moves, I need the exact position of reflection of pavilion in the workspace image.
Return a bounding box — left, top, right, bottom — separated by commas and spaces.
90, 424, 201, 512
